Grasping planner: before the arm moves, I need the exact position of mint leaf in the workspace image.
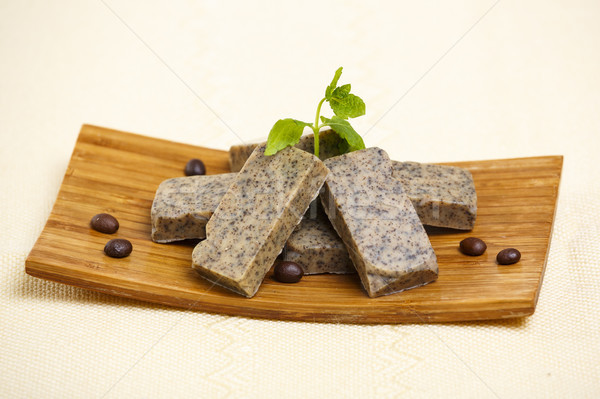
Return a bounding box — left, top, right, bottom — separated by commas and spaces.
265, 118, 312, 156
331, 84, 351, 99
325, 67, 343, 100
265, 67, 367, 157
320, 116, 366, 152
328, 78, 366, 120
329, 93, 366, 119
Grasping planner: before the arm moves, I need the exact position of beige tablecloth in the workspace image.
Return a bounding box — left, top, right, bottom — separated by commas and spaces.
1, 1, 599, 397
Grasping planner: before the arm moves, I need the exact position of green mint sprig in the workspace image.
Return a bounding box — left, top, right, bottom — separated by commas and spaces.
265, 67, 366, 157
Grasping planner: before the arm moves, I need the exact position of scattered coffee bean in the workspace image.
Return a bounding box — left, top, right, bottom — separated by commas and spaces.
497, 248, 521, 265
184, 159, 206, 176
459, 237, 487, 256
90, 213, 119, 234
274, 261, 303, 283
104, 239, 133, 258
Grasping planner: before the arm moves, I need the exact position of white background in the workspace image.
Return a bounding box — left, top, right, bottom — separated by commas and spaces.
1, 1, 599, 397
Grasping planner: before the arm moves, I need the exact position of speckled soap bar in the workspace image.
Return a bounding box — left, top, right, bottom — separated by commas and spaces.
321, 148, 438, 297
392, 161, 477, 230
284, 201, 355, 275
150, 174, 236, 243
228, 130, 342, 172
192, 144, 329, 298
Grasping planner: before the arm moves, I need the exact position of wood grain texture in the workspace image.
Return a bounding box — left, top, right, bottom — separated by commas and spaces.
25, 125, 562, 324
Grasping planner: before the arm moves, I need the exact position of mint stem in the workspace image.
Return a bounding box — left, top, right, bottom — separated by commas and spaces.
313, 97, 326, 158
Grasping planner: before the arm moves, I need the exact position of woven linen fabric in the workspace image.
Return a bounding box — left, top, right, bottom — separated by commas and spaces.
1, 1, 599, 397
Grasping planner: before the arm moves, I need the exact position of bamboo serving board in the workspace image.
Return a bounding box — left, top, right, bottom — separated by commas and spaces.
26, 125, 562, 324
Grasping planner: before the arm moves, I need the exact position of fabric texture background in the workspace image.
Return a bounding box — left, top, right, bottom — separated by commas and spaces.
1, 1, 599, 397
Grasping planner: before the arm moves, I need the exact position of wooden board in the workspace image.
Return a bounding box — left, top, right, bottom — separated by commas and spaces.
25, 125, 562, 323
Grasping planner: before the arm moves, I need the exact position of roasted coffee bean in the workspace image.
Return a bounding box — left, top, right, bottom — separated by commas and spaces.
274, 261, 303, 283
497, 248, 521, 265
104, 239, 133, 258
90, 213, 119, 234
184, 159, 206, 176
459, 237, 487, 256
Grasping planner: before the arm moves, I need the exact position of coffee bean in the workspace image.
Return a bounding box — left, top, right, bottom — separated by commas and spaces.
104, 239, 132, 258
497, 248, 521, 265
184, 159, 206, 176
90, 213, 119, 234
274, 261, 303, 283
459, 237, 487, 256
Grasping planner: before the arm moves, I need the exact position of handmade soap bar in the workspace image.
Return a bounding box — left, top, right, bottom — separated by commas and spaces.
321, 148, 438, 297
392, 161, 477, 230
150, 174, 236, 243
192, 144, 329, 297
284, 202, 355, 275
228, 130, 342, 172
